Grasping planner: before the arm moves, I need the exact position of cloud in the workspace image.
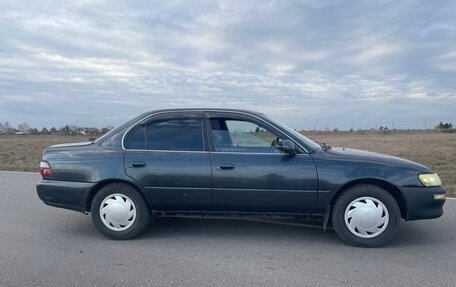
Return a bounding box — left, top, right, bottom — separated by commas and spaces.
0, 0, 455, 130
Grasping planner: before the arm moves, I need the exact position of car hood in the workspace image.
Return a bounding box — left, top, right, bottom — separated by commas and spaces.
324, 147, 431, 172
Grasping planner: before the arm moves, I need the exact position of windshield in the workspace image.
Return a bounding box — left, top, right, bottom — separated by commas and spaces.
262, 114, 321, 151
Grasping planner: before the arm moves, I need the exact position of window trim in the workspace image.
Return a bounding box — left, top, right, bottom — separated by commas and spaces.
122, 149, 209, 154
121, 110, 309, 154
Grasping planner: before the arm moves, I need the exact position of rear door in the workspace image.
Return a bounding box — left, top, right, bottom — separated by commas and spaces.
124, 112, 212, 211
206, 112, 318, 213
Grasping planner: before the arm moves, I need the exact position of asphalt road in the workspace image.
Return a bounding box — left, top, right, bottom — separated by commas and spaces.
1, 171, 455, 287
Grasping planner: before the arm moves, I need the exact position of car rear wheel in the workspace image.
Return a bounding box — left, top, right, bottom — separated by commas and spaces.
91, 183, 150, 240
331, 184, 401, 247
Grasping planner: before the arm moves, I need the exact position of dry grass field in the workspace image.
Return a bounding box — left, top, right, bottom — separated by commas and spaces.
0, 135, 90, 172
0, 132, 454, 196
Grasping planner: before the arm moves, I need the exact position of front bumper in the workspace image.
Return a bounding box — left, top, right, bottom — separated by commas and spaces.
400, 186, 446, 221
36, 180, 95, 213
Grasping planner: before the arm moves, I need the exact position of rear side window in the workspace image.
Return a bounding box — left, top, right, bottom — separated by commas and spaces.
126, 118, 204, 151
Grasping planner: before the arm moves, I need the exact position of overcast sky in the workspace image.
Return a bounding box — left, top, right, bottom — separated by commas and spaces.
1, 0, 455, 130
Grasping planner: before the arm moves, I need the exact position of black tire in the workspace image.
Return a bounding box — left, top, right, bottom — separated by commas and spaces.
91, 183, 151, 240
331, 184, 401, 247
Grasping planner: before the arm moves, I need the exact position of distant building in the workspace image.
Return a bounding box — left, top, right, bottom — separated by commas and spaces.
61, 125, 78, 135
77, 127, 101, 135
54, 125, 103, 135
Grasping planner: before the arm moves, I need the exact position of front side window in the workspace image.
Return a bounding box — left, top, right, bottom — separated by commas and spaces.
210, 118, 284, 153
126, 118, 204, 151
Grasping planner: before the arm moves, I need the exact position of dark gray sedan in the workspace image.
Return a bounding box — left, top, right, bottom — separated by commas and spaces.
36, 109, 446, 247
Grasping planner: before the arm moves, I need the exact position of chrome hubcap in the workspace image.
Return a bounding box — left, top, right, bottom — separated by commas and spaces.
344, 196, 389, 238
100, 193, 136, 231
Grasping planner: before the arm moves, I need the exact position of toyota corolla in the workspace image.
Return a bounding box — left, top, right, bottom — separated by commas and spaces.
36, 109, 446, 247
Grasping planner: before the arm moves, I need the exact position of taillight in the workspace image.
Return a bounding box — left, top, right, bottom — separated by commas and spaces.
40, 161, 52, 177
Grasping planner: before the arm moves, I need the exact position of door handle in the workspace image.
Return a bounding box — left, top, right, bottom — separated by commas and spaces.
130, 161, 146, 168
216, 163, 235, 170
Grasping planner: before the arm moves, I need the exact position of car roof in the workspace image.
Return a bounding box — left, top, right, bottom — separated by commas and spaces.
141, 108, 265, 117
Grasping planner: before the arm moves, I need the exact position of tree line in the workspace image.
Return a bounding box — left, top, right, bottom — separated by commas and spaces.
0, 121, 113, 135
437, 122, 453, 129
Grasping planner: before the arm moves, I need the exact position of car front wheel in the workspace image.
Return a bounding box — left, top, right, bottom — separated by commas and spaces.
91, 183, 151, 240
331, 184, 401, 247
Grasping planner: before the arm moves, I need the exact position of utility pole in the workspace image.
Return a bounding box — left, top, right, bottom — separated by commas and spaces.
425, 120, 427, 130
391, 121, 394, 130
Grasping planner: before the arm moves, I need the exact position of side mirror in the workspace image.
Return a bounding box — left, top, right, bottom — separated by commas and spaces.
282, 139, 297, 154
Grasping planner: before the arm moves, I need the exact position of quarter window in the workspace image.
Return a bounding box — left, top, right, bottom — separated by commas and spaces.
127, 125, 146, 149
126, 118, 204, 151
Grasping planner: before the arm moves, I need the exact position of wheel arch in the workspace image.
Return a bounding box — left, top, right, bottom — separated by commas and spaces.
331, 178, 407, 219
86, 179, 151, 212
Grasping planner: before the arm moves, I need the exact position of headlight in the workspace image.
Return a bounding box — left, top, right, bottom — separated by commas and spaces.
418, 173, 441, 187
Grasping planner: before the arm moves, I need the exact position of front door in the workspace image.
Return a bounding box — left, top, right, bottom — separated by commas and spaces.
207, 113, 318, 213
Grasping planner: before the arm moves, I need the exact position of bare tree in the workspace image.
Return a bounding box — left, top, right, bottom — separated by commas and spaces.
4, 121, 14, 135
29, 128, 39, 135
0, 122, 4, 134
17, 122, 29, 133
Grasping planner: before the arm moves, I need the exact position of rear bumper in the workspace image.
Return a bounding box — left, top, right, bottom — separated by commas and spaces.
36, 180, 94, 213
400, 186, 446, 221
